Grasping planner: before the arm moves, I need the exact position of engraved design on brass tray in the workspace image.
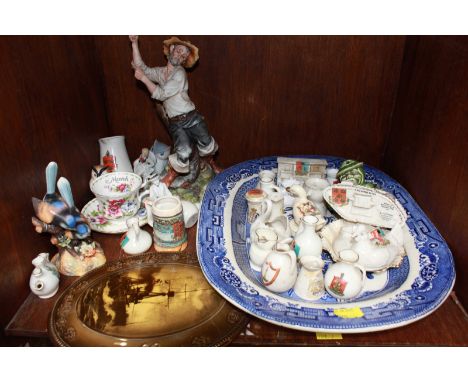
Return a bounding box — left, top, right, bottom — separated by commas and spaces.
48, 252, 249, 346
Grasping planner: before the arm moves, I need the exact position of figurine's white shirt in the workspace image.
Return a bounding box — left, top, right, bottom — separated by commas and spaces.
142, 65, 195, 118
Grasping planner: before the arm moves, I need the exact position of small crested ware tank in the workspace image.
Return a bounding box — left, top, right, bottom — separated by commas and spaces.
29, 253, 60, 299
321, 182, 408, 273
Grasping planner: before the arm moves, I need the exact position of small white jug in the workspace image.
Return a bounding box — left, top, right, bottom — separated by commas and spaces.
249, 227, 278, 272
258, 170, 281, 195
29, 253, 60, 299
261, 239, 298, 293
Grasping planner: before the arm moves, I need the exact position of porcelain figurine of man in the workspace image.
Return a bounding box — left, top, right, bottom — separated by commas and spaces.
130, 35, 220, 186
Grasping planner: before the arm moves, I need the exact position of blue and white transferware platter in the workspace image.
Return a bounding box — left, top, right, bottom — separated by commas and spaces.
196, 156, 456, 333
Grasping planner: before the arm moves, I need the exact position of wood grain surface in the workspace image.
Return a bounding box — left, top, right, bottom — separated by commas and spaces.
0, 36, 110, 338
383, 36, 468, 308
5, 225, 468, 346
96, 36, 405, 167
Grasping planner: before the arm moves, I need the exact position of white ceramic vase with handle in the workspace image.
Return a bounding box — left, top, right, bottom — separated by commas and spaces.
294, 215, 323, 260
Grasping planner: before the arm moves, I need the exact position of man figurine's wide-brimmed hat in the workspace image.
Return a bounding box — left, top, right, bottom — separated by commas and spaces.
163, 37, 199, 68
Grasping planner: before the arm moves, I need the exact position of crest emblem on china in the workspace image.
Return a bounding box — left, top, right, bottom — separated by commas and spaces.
332, 187, 347, 206
329, 273, 347, 296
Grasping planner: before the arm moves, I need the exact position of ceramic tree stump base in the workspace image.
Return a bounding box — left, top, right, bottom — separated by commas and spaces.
52, 246, 106, 277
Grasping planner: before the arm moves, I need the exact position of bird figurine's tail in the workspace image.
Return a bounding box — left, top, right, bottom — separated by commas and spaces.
45, 162, 58, 201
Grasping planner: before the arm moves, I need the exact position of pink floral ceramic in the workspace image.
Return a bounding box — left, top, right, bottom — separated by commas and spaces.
82, 198, 148, 234
90, 172, 146, 220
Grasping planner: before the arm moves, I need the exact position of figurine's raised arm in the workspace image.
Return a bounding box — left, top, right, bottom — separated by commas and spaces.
129, 35, 144, 67
129, 35, 160, 83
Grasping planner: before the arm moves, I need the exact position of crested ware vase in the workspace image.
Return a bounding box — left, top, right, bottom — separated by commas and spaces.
294, 215, 323, 260
294, 256, 325, 300
99, 135, 133, 173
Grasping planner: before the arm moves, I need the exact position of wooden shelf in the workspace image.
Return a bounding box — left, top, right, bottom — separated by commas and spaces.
5, 225, 468, 346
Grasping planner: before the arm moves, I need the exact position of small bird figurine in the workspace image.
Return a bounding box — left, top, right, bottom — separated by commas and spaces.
32, 162, 90, 239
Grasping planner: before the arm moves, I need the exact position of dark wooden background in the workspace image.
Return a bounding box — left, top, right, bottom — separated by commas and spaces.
0, 36, 466, 341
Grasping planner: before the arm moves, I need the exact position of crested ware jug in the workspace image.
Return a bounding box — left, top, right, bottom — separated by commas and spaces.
294, 215, 323, 260
29, 253, 60, 299
257, 170, 281, 196
267, 189, 285, 222
249, 227, 278, 271
294, 256, 325, 300
261, 239, 298, 293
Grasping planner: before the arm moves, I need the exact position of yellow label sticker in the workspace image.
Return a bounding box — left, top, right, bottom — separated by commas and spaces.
316, 332, 343, 340
333, 307, 364, 318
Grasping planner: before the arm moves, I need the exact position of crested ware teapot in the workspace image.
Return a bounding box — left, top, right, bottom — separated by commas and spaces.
294, 256, 325, 300
347, 223, 405, 272
249, 227, 278, 272
324, 259, 367, 300
261, 238, 298, 293
321, 219, 406, 273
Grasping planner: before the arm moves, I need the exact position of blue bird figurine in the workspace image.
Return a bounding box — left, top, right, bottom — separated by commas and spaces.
32, 162, 90, 239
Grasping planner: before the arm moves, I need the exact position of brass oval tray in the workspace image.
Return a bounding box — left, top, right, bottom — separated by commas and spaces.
49, 252, 249, 346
